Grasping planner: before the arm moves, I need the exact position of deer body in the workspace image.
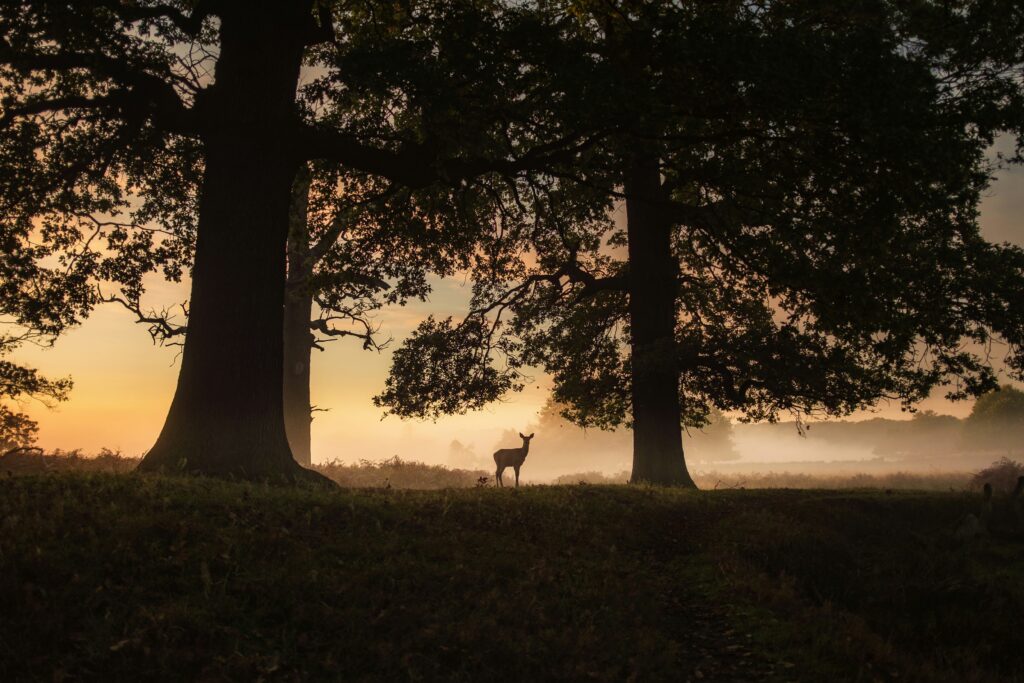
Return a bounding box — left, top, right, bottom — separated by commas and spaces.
494, 432, 534, 487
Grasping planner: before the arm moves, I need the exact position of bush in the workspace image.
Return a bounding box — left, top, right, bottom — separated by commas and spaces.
0, 448, 986, 493
0, 447, 137, 475
551, 471, 631, 485
691, 470, 969, 491
313, 455, 490, 489
970, 457, 1024, 494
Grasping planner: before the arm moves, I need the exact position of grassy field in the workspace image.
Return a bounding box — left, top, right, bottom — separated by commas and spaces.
0, 447, 995, 491
2, 473, 1023, 681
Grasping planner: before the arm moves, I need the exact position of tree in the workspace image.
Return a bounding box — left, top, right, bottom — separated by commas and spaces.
0, 1, 585, 480
688, 410, 739, 464
965, 385, 1024, 455
0, 335, 71, 453
129, 160, 466, 468
377, 1, 1024, 485
446, 439, 486, 470
490, 398, 738, 479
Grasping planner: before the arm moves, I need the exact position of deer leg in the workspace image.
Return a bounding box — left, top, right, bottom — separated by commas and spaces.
514, 466, 520, 488
496, 466, 503, 487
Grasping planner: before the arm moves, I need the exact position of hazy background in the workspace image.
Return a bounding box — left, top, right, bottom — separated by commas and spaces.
10, 143, 1023, 480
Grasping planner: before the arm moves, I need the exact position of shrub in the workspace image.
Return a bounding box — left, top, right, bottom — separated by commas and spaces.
0, 447, 137, 475
969, 457, 1024, 494
313, 455, 489, 489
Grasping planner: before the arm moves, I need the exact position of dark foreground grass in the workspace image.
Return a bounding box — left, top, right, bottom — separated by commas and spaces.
1, 475, 1022, 681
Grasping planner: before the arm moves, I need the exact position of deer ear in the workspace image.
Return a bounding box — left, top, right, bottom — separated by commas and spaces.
519, 432, 526, 439
528, 433, 535, 438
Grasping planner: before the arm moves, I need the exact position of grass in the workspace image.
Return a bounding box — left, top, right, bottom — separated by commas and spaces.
1, 448, 987, 491
314, 455, 490, 489
555, 468, 975, 491
2, 473, 1022, 681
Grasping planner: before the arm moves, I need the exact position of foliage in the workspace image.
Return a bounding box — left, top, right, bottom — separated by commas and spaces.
970, 457, 1024, 494
968, 385, 1024, 421
0, 447, 990, 493
0, 0, 589, 346
313, 455, 489, 489
0, 334, 72, 451
964, 385, 1024, 453
0, 446, 134, 474
551, 470, 631, 485
379, 0, 1024, 442
695, 469, 971, 492
0, 405, 37, 452
376, 316, 525, 418
0, 0, 604, 475
743, 411, 972, 459
2, 475, 1022, 680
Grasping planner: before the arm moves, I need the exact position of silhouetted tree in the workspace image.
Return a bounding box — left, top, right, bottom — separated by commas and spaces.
0, 335, 71, 452
130, 160, 466, 468
965, 385, 1024, 455
377, 1, 1024, 485
0, 1, 588, 480
446, 439, 485, 470
494, 398, 738, 478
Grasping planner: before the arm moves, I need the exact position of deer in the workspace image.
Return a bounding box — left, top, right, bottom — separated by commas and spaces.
493, 432, 534, 488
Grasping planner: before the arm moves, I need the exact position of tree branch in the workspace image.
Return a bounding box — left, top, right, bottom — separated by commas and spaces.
0, 43, 198, 134
295, 125, 606, 187
309, 316, 388, 352
91, 0, 218, 37
100, 292, 187, 346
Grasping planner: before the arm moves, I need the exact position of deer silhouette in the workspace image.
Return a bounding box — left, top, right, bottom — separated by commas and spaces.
493, 432, 534, 488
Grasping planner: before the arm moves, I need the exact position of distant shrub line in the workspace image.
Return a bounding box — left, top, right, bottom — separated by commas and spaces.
5, 448, 1023, 492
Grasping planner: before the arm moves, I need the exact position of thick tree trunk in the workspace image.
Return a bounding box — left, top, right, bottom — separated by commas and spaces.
625, 154, 696, 487
284, 166, 314, 467
139, 2, 325, 483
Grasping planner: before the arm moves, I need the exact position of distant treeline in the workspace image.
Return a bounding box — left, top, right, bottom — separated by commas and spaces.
745, 385, 1024, 461
739, 413, 967, 460
467, 387, 1024, 476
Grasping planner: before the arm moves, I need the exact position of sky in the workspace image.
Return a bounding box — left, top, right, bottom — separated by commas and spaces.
11, 149, 1024, 466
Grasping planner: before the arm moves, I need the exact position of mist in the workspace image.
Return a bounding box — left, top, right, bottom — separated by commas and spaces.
395, 397, 1024, 484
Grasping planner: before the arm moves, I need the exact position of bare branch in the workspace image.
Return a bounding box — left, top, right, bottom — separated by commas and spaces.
309, 316, 389, 352
100, 291, 187, 346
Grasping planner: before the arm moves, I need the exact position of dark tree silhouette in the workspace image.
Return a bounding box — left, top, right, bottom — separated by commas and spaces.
376, 1, 1024, 486
965, 385, 1024, 455
281, 163, 475, 466
0, 334, 71, 452
0, 1, 585, 480
125, 161, 467, 468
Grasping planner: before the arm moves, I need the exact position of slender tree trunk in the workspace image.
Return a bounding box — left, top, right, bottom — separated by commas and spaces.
625, 154, 696, 487
139, 2, 325, 483
284, 165, 314, 467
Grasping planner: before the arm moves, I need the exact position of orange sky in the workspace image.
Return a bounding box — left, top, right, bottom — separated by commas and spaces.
11, 155, 1024, 465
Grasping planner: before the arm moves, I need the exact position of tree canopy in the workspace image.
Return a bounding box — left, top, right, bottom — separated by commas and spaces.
2, 1, 1023, 484
376, 0, 1024, 484
0, 333, 71, 452
965, 384, 1024, 453
0, 0, 590, 480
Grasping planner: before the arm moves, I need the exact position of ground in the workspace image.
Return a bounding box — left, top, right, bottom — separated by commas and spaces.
1, 474, 1021, 681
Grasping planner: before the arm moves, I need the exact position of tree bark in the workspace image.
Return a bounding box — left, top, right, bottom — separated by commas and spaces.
284, 165, 314, 467
625, 154, 696, 487
139, 2, 326, 483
